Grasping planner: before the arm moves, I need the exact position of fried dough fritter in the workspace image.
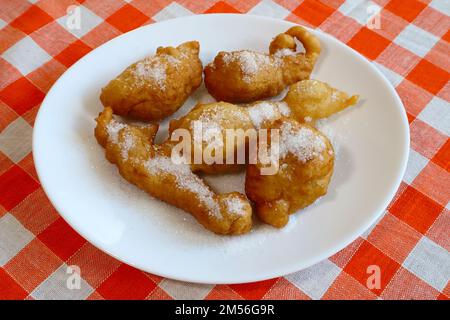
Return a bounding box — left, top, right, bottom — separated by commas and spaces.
204, 26, 321, 103
95, 107, 252, 235
284, 79, 359, 123
245, 119, 334, 228
100, 41, 202, 121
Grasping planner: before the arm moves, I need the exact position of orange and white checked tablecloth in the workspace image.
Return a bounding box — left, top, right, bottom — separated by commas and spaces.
0, 0, 449, 300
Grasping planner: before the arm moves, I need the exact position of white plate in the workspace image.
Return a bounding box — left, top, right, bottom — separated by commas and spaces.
33, 14, 409, 284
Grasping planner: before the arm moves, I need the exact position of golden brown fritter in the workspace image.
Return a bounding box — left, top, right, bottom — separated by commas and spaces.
284, 79, 359, 123
204, 26, 321, 103
95, 107, 252, 235
245, 119, 334, 228
100, 41, 202, 121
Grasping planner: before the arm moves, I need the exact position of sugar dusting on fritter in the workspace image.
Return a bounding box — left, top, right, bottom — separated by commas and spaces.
132, 54, 180, 89
248, 102, 276, 129
247, 102, 290, 129
279, 122, 326, 162
316, 119, 343, 157
222, 50, 272, 83
144, 156, 222, 219
221, 48, 297, 83
120, 132, 135, 160
106, 120, 126, 144
223, 196, 246, 216
277, 102, 291, 116
274, 48, 296, 58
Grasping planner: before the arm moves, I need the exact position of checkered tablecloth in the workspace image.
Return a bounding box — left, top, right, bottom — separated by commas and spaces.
0, 0, 449, 300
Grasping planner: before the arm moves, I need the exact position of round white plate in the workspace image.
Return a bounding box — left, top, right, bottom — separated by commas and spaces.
33, 14, 409, 284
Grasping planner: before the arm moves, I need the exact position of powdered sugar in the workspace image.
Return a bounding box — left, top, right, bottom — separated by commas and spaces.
223, 196, 246, 216
144, 155, 221, 218
222, 50, 271, 83
120, 132, 135, 160
134, 60, 166, 89
217, 47, 299, 84
316, 118, 344, 157
248, 102, 276, 129
247, 102, 291, 128
277, 102, 291, 117
274, 48, 296, 59
279, 122, 326, 162
132, 54, 180, 89
106, 120, 126, 144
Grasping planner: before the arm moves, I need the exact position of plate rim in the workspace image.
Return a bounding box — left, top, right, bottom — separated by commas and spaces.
32, 13, 410, 284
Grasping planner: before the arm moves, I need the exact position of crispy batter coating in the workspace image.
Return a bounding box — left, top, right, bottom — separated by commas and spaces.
284, 79, 359, 123
100, 41, 202, 121
204, 26, 321, 103
94, 107, 252, 235
245, 119, 334, 228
